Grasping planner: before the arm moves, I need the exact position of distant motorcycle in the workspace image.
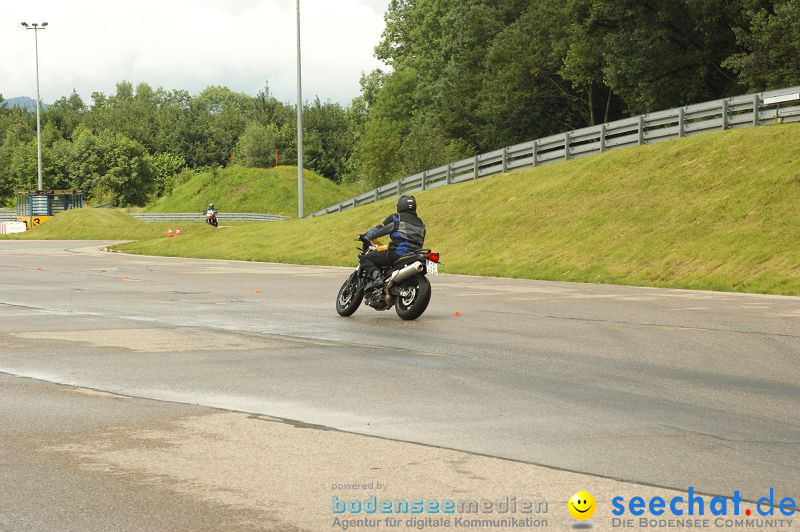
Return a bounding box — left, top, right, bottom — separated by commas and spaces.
336, 236, 440, 320
205, 209, 218, 227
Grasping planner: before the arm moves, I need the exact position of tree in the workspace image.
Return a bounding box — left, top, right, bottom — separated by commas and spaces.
590, 0, 745, 114
148, 152, 186, 197
253, 83, 294, 129
477, 1, 587, 149
39, 122, 69, 190
0, 112, 36, 201
83, 82, 160, 153
234, 122, 278, 168
46, 90, 87, 140
67, 126, 103, 193
723, 0, 800, 91
0, 94, 8, 145
350, 117, 404, 186
398, 119, 469, 178
3, 121, 63, 192
302, 98, 355, 182
94, 130, 152, 206
45, 138, 73, 190
192, 86, 252, 166
66, 126, 153, 206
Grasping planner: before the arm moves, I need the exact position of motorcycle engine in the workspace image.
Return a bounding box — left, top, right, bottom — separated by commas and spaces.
365, 288, 388, 310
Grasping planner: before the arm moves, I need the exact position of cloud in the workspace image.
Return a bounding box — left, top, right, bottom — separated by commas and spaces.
2, 0, 389, 105
358, 0, 390, 15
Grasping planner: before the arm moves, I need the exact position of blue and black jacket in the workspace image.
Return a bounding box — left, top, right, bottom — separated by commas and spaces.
365, 211, 426, 256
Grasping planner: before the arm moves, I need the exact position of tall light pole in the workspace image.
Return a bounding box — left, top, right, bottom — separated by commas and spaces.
20, 22, 48, 192
296, 0, 304, 218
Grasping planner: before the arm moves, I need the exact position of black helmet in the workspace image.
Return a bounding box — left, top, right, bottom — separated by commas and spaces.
397, 195, 416, 213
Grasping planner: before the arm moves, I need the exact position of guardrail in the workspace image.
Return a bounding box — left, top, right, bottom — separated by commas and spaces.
309, 86, 800, 217
130, 212, 290, 223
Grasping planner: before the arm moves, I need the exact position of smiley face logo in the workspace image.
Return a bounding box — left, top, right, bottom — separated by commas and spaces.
568, 490, 596, 520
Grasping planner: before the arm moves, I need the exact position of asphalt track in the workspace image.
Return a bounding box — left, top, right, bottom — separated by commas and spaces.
1, 240, 799, 527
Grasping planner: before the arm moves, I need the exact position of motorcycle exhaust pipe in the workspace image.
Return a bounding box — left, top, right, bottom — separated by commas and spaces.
384, 261, 424, 306
391, 261, 424, 283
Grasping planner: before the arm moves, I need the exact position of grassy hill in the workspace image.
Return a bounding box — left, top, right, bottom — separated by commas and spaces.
4, 208, 202, 240
144, 166, 360, 217
10, 123, 800, 295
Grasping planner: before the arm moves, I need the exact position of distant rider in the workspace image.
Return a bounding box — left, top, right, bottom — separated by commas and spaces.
205, 203, 218, 226
359, 195, 426, 287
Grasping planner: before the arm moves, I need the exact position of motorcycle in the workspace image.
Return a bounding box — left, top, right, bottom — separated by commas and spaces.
336, 236, 440, 320
205, 209, 219, 227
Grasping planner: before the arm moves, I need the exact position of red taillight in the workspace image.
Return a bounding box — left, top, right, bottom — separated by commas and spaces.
425, 252, 440, 263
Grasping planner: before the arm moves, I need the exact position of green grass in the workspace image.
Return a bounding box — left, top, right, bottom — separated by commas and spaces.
10, 124, 800, 295
144, 166, 360, 217
1, 208, 208, 240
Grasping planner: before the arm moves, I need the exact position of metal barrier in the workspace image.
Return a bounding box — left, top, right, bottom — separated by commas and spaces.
309, 86, 800, 217
131, 212, 290, 223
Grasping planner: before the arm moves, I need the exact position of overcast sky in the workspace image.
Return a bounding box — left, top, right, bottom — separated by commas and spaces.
2, 0, 390, 106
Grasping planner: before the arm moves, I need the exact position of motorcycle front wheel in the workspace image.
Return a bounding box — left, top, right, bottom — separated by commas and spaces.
394, 275, 431, 320
336, 273, 363, 316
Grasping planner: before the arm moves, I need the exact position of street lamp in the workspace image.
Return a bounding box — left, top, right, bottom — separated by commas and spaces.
296, 0, 304, 218
21, 21, 48, 192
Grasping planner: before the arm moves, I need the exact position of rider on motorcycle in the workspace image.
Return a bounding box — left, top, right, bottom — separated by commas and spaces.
359, 195, 426, 288
204, 203, 218, 226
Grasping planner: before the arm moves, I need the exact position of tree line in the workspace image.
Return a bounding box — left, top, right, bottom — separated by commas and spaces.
355, 0, 799, 185
1, 0, 798, 206
0, 83, 355, 206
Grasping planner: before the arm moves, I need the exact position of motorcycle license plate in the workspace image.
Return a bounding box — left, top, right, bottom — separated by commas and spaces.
426, 260, 438, 275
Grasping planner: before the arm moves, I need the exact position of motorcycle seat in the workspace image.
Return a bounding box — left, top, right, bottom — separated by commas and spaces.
393, 251, 425, 267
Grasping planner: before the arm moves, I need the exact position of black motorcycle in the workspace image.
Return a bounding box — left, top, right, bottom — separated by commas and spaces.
336, 236, 440, 320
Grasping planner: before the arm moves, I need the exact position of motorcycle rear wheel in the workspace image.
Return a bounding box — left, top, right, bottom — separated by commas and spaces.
394, 276, 431, 320
336, 274, 363, 316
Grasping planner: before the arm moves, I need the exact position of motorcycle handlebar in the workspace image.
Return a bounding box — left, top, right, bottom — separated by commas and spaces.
356, 235, 369, 253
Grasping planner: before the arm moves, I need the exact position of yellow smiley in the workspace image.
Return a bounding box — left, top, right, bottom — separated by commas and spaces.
568, 490, 596, 520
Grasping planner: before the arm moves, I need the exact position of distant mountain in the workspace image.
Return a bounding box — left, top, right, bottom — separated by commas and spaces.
1, 96, 51, 111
